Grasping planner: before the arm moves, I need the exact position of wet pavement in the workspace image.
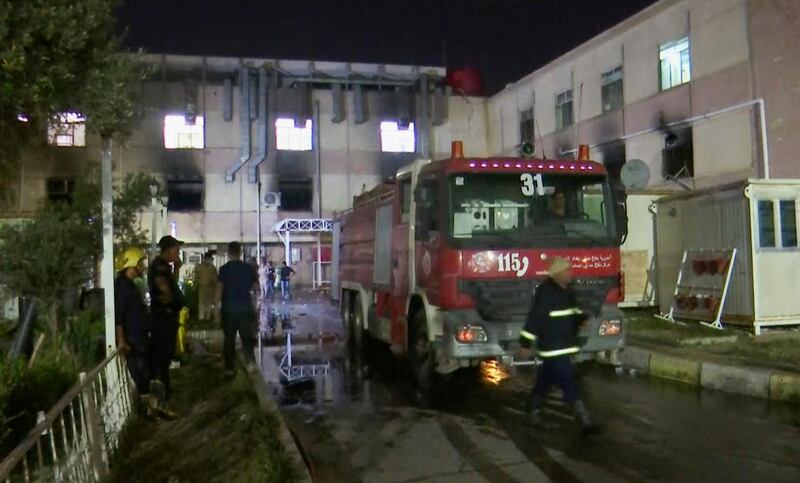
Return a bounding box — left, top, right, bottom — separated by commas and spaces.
255, 292, 800, 483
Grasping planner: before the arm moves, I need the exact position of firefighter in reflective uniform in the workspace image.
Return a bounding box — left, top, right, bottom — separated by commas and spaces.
114, 247, 158, 415
519, 257, 598, 434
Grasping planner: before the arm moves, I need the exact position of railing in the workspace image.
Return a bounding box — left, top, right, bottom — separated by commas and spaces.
0, 352, 134, 482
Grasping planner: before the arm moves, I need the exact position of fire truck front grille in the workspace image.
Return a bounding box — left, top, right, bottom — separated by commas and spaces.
572, 277, 614, 316
459, 277, 614, 322
458, 280, 535, 322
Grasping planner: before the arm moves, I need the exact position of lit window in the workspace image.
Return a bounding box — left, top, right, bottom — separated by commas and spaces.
276, 118, 312, 151
47, 112, 86, 147
380, 121, 415, 153
164, 115, 204, 149
601, 66, 623, 112
555, 89, 573, 130
659, 37, 690, 91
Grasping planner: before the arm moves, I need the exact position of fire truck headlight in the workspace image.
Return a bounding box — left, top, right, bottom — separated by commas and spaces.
455, 324, 488, 344
598, 319, 622, 337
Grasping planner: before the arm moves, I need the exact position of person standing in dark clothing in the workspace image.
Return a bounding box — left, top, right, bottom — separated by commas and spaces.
218, 241, 259, 375
518, 257, 597, 434
279, 261, 295, 301
148, 235, 184, 404
114, 247, 158, 415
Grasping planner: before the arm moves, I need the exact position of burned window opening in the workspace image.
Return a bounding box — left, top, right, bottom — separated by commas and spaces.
46, 178, 76, 204
279, 179, 313, 212
167, 179, 203, 212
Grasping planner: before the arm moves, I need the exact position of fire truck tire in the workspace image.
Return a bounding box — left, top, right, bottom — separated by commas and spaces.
340, 290, 351, 325
410, 310, 437, 391
349, 294, 365, 357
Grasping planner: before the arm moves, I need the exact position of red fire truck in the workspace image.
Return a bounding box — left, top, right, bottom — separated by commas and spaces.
332, 142, 628, 387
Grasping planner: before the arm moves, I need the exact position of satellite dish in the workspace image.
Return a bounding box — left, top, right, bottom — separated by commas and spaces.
621, 159, 651, 190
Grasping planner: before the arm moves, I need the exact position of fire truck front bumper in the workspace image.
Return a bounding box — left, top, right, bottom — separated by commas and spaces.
435, 306, 626, 373
437, 309, 524, 372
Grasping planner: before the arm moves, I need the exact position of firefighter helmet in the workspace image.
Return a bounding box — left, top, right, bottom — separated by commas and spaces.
116, 247, 146, 271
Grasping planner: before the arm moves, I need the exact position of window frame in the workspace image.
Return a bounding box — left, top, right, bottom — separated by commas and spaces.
659, 36, 691, 91
555, 89, 573, 130
275, 118, 313, 151
163, 114, 205, 150
601, 66, 624, 113
756, 198, 799, 251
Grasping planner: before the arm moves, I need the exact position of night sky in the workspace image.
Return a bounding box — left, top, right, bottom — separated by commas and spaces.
116, 0, 657, 94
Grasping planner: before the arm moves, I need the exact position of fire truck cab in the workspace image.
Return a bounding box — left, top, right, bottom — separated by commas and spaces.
333, 142, 628, 386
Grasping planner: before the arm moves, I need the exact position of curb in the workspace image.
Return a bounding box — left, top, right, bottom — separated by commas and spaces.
615, 344, 800, 403
247, 370, 315, 483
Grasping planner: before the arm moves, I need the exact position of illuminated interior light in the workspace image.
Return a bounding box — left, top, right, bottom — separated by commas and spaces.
481, 162, 488, 168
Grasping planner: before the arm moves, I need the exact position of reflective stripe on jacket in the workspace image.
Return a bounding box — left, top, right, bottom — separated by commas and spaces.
518, 278, 586, 357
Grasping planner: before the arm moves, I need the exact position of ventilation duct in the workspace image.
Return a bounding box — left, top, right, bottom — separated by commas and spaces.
225, 66, 252, 182
294, 83, 312, 125
222, 77, 233, 121
432, 83, 448, 126
248, 67, 269, 183
183, 79, 198, 123
353, 84, 367, 124
331, 83, 345, 123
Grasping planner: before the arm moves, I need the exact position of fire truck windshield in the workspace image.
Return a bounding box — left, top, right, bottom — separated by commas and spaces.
447, 172, 618, 248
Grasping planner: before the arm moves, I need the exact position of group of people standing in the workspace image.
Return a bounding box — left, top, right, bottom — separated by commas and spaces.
114, 235, 185, 418
115, 237, 299, 417
257, 259, 295, 302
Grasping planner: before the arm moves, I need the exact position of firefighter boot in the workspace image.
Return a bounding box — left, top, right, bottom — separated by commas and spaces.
525, 395, 546, 429
573, 400, 599, 435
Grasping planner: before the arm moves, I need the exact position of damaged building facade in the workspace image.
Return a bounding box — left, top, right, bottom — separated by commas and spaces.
0, 56, 488, 289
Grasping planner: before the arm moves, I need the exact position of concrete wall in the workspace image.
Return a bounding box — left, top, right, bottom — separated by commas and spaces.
485, 0, 777, 190
747, 0, 800, 179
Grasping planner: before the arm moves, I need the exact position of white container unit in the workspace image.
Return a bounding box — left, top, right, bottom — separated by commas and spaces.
619, 192, 667, 308
655, 179, 800, 334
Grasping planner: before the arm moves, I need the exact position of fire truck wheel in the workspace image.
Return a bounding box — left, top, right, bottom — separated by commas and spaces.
340, 290, 351, 325
410, 310, 436, 391
349, 294, 364, 356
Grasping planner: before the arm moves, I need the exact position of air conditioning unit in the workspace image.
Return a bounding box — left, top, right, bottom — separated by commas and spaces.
262, 191, 281, 209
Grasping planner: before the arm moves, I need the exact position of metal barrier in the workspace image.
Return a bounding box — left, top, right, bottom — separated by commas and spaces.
0, 352, 134, 482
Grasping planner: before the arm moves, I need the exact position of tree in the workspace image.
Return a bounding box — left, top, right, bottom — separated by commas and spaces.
0, 170, 152, 335
0, 0, 146, 170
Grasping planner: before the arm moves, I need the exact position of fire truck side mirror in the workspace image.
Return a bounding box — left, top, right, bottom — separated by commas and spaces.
611, 181, 628, 243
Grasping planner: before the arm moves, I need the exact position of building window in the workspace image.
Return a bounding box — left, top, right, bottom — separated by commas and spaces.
278, 179, 313, 211
380, 121, 415, 153
164, 115, 204, 149
757, 200, 776, 248
519, 108, 534, 144
659, 37, 690, 91
780, 200, 797, 248
46, 178, 75, 204
47, 112, 86, 147
276, 118, 312, 151
555, 89, 573, 130
166, 179, 203, 212
601, 66, 623, 112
